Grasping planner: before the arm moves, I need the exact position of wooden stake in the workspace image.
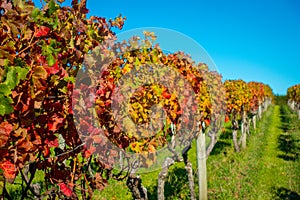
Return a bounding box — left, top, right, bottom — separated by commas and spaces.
196, 128, 207, 200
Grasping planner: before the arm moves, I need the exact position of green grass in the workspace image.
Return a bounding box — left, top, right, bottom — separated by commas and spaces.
4, 169, 45, 199
207, 104, 300, 199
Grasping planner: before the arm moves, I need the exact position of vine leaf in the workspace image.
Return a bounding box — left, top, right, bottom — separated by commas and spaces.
0, 161, 17, 183
58, 182, 73, 197
0, 122, 12, 147
34, 26, 50, 38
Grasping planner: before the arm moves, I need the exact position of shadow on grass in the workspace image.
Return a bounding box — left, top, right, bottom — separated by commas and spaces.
210, 140, 231, 156
279, 106, 291, 132
219, 129, 232, 140
272, 186, 300, 200
207, 128, 233, 156
277, 134, 300, 161
277, 105, 300, 161
147, 166, 192, 200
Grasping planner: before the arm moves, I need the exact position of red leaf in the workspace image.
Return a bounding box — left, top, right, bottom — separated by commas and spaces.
162, 91, 171, 99
45, 61, 60, 75
35, 26, 50, 37
48, 115, 64, 131
204, 119, 210, 126
225, 115, 230, 123
45, 138, 59, 148
68, 106, 74, 115
105, 100, 111, 106
84, 146, 96, 158
58, 183, 73, 197
96, 88, 106, 96
37, 55, 47, 65
0, 122, 12, 147
67, 83, 74, 90
0, 161, 17, 183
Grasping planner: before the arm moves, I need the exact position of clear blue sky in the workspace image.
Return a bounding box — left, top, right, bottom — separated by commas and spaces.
35, 0, 300, 95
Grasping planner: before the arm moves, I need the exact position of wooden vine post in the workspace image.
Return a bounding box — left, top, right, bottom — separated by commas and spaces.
196, 125, 207, 200
241, 110, 247, 149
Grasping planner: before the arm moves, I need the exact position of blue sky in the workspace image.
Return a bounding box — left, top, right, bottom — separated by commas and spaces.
35, 0, 300, 94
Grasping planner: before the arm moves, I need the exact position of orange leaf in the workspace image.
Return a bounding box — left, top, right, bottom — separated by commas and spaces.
0, 122, 12, 147
43, 146, 50, 157
225, 115, 230, 123
148, 144, 156, 153
0, 161, 17, 183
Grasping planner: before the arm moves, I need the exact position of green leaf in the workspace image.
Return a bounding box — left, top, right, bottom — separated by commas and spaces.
46, 54, 56, 66
134, 57, 141, 69
0, 177, 3, 195
0, 84, 10, 96
15, 66, 29, 80
42, 42, 52, 55
52, 15, 59, 29
31, 7, 40, 21
5, 67, 18, 89
47, 0, 59, 16
0, 94, 14, 116
3, 66, 28, 90
63, 76, 75, 83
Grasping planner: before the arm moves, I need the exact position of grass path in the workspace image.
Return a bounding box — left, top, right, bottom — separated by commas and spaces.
253, 105, 299, 199
207, 104, 300, 199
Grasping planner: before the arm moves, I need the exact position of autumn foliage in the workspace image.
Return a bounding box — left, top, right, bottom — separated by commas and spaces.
0, 0, 125, 198
287, 84, 300, 118
287, 84, 300, 104
224, 79, 251, 117
73, 33, 214, 170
